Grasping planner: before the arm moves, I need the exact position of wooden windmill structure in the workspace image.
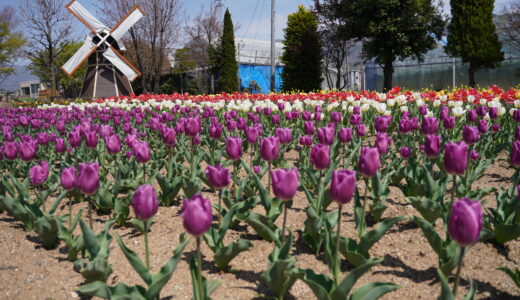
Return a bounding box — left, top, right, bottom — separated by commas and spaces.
62, 0, 144, 98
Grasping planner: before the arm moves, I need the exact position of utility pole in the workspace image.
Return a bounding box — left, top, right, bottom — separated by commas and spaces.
270, 0, 276, 92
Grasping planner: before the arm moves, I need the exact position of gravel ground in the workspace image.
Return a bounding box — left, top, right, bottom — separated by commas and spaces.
0, 151, 519, 300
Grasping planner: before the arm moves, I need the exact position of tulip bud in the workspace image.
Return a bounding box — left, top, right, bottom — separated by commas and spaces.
317, 126, 335, 145
330, 169, 356, 204
205, 165, 231, 189
55, 138, 66, 153
182, 194, 213, 236
105, 134, 122, 154
20, 140, 38, 161
470, 150, 479, 160
253, 165, 261, 174
444, 141, 468, 175
275, 128, 292, 145
304, 121, 315, 136
61, 166, 76, 190
77, 162, 100, 196
226, 137, 242, 160
2, 142, 18, 160
185, 117, 201, 136
310, 144, 330, 170
375, 133, 391, 155
424, 134, 441, 158
400, 147, 411, 158
478, 119, 488, 134
462, 126, 480, 145
511, 140, 520, 167
260, 136, 280, 161
358, 147, 380, 177
29, 161, 49, 186
132, 184, 159, 220
245, 126, 260, 144
162, 128, 176, 148
421, 117, 438, 135
467, 110, 477, 122
134, 141, 151, 163
356, 124, 367, 137
270, 168, 299, 201
448, 198, 482, 246
84, 131, 99, 148
209, 123, 223, 139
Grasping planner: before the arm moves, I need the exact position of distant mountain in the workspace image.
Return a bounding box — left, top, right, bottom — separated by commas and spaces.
0, 65, 39, 92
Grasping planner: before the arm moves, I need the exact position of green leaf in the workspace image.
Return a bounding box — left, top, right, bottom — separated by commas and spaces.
296, 268, 334, 300
245, 212, 280, 243
78, 280, 112, 299
406, 196, 441, 223
494, 223, 520, 244
497, 267, 520, 288
338, 237, 368, 267
359, 217, 404, 255
115, 234, 153, 285
331, 258, 383, 300
436, 269, 454, 300
413, 216, 444, 258
79, 219, 100, 257
214, 239, 252, 271
349, 282, 399, 300
464, 279, 476, 300
34, 213, 61, 249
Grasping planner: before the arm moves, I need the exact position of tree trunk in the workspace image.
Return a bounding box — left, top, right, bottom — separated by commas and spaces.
468, 63, 477, 88
335, 64, 342, 90
383, 62, 394, 92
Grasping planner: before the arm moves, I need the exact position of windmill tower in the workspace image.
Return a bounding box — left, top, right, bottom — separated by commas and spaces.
62, 0, 144, 98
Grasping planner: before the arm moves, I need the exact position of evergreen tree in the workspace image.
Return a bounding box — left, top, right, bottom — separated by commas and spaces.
281, 5, 323, 92
446, 0, 504, 88
218, 8, 239, 93
334, 0, 445, 91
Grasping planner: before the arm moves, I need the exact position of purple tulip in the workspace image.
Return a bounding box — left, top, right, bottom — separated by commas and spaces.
125, 134, 139, 148
29, 161, 49, 186
400, 147, 411, 158
489, 107, 498, 119
226, 137, 242, 160
478, 119, 488, 134
304, 121, 315, 136
375, 133, 391, 155
245, 126, 260, 144
444, 141, 469, 175
424, 134, 441, 158
511, 140, 520, 167
467, 110, 477, 122
99, 125, 113, 138
61, 167, 76, 190
514, 110, 520, 122
209, 123, 223, 139
2, 142, 18, 160
350, 113, 362, 125
299, 136, 313, 146
338, 127, 353, 143
419, 105, 428, 116
84, 131, 98, 148
182, 194, 213, 236
330, 111, 342, 123
270, 168, 299, 201
374, 116, 392, 132
516, 126, 520, 141
317, 126, 335, 145
310, 144, 331, 170
132, 184, 159, 220
470, 150, 479, 160
356, 124, 367, 137
205, 165, 231, 189
449, 198, 482, 246
272, 115, 280, 124
260, 136, 280, 161
442, 116, 456, 129
55, 138, 66, 153
20, 140, 38, 161
185, 117, 201, 136
192, 134, 201, 145
302, 111, 312, 121
77, 162, 100, 196
462, 126, 480, 145
37, 132, 49, 145
358, 147, 380, 177
105, 134, 122, 154
353, 106, 361, 114
134, 142, 151, 163
276, 128, 292, 145
491, 124, 500, 132
162, 128, 176, 148
68, 131, 82, 148
421, 117, 438, 135
330, 169, 356, 204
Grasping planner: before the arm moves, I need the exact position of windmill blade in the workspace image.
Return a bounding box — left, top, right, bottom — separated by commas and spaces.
110, 5, 145, 41
103, 47, 140, 82
61, 36, 96, 76
66, 0, 108, 33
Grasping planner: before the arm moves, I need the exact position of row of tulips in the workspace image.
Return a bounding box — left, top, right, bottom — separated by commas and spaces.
0, 87, 519, 299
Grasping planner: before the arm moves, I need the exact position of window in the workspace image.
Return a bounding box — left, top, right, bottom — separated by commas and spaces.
30, 84, 39, 96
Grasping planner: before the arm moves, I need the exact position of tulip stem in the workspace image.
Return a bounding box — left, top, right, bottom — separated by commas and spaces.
196, 236, 204, 299
143, 163, 146, 184
334, 203, 343, 285
218, 189, 222, 227
144, 226, 150, 270
69, 195, 73, 228
451, 175, 457, 206
453, 246, 466, 297
87, 197, 93, 229
281, 202, 288, 243
267, 161, 271, 196
360, 178, 369, 235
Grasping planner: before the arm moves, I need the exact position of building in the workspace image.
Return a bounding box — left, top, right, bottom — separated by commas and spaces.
18, 80, 46, 98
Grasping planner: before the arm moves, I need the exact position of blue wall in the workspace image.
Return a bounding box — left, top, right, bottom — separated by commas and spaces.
239, 64, 283, 93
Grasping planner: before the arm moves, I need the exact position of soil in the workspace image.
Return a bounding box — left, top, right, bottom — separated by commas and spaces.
0, 151, 519, 300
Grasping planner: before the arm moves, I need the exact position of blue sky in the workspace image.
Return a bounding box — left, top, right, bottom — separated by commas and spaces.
4, 0, 511, 44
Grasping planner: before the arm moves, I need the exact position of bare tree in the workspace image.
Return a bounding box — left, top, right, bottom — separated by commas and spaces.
313, 0, 353, 90
97, 0, 183, 93
20, 0, 72, 98
183, 1, 225, 93
497, 0, 520, 52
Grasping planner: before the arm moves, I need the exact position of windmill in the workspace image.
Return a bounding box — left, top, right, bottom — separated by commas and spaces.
62, 0, 145, 98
